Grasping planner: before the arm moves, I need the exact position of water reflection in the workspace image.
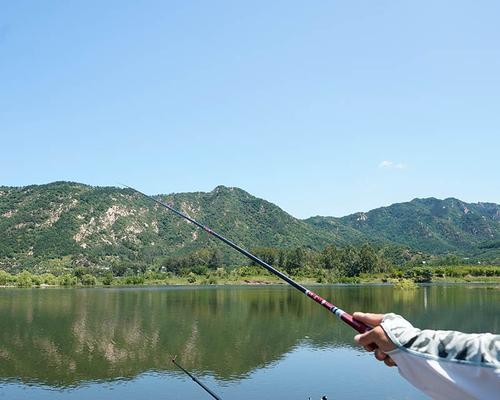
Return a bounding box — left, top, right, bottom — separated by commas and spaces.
0, 285, 498, 388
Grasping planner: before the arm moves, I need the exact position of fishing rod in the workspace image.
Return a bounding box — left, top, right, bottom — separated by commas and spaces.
172, 356, 328, 400
171, 356, 222, 400
124, 185, 370, 334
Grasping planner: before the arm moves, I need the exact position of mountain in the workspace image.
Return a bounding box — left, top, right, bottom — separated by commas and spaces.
0, 182, 351, 265
0, 182, 499, 267
306, 197, 500, 256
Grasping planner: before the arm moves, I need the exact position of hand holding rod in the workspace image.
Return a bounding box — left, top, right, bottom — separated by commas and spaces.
124, 185, 370, 334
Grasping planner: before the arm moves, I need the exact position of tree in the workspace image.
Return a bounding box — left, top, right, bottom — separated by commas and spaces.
163, 257, 183, 274
277, 250, 286, 269
0, 270, 12, 285
111, 263, 127, 277
81, 274, 97, 286
208, 249, 223, 270
285, 247, 305, 275
16, 270, 32, 287
102, 272, 114, 286
340, 246, 361, 277
412, 267, 432, 283
358, 243, 377, 274
251, 247, 278, 266
321, 245, 341, 271
73, 267, 87, 279
59, 274, 77, 286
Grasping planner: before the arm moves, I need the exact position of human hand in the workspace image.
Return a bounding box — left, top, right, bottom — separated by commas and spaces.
353, 312, 397, 367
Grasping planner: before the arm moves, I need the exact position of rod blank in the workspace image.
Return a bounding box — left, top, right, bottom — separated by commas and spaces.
172, 357, 222, 400
124, 185, 370, 334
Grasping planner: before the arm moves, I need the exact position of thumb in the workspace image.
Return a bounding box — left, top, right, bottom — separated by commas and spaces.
352, 312, 384, 327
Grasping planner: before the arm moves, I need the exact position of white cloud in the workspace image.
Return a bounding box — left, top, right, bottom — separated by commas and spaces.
379, 160, 393, 168
379, 160, 407, 170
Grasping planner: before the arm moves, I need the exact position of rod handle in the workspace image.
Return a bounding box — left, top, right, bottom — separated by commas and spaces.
340, 312, 371, 333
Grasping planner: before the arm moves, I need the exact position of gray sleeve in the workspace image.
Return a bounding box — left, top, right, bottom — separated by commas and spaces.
381, 313, 500, 368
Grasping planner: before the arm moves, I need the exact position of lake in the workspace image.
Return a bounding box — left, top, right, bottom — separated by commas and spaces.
0, 284, 498, 399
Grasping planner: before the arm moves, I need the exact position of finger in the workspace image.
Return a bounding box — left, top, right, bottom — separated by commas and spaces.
384, 357, 397, 367
352, 312, 384, 327
355, 327, 383, 347
364, 343, 377, 352
374, 349, 387, 361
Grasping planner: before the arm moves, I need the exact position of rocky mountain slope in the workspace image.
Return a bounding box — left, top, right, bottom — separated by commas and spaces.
1, 182, 498, 267
306, 198, 500, 256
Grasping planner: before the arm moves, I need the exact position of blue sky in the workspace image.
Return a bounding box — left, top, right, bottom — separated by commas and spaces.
1, 1, 499, 218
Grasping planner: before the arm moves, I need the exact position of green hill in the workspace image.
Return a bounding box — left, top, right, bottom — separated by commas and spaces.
306, 197, 500, 257
1, 182, 499, 271
0, 182, 342, 268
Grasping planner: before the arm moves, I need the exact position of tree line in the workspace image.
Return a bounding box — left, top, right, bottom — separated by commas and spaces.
1, 241, 499, 287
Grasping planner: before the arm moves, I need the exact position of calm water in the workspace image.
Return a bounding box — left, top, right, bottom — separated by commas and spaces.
0, 284, 498, 400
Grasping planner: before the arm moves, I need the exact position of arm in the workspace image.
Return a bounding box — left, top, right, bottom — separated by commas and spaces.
353, 312, 500, 400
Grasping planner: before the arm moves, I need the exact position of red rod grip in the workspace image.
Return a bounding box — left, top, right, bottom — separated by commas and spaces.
340, 312, 371, 333
306, 291, 371, 333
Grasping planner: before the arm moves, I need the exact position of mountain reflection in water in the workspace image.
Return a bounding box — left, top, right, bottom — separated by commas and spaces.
0, 285, 498, 398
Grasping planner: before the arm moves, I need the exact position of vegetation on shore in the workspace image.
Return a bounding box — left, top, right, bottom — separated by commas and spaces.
1, 182, 499, 273
1, 263, 499, 289
1, 182, 499, 288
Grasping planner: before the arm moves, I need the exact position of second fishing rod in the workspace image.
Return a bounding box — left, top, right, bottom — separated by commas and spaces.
125, 185, 370, 334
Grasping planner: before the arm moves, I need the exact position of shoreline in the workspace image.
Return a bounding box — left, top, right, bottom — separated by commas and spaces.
1, 276, 499, 289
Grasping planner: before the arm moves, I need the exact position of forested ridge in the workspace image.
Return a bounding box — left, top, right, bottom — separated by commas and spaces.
0, 182, 498, 280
